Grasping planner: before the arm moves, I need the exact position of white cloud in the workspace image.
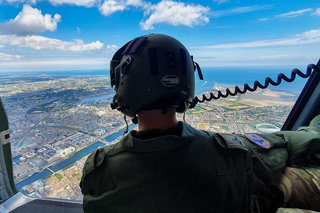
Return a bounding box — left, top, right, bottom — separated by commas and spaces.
212, 5, 270, 17
257, 54, 287, 60
6, 58, 106, 66
0, 4, 61, 35
140, 0, 210, 30
126, 0, 143, 7
313, 8, 320, 16
99, 0, 126, 16
258, 18, 269, 22
98, 0, 147, 16
258, 8, 314, 22
6, 0, 97, 6
297, 29, 320, 41
0, 52, 22, 61
48, 0, 97, 7
6, 0, 37, 3
0, 34, 104, 51
192, 28, 320, 50
189, 29, 320, 66
213, 0, 228, 4
192, 47, 318, 67
106, 44, 118, 51
0, 56, 108, 72
276, 8, 312, 18
0, 45, 4, 48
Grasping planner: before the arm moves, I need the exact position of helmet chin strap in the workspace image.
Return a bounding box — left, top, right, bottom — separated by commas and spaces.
161, 107, 167, 115
191, 56, 203, 80
132, 116, 138, 125
123, 115, 129, 135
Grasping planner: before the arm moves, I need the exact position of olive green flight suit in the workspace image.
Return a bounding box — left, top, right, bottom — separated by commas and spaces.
277, 167, 320, 212
80, 118, 320, 213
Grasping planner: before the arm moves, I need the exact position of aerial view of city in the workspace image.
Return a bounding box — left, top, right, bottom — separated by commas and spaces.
0, 0, 318, 210
0, 72, 298, 200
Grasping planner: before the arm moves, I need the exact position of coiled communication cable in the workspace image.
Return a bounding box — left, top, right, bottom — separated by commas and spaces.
190, 59, 320, 108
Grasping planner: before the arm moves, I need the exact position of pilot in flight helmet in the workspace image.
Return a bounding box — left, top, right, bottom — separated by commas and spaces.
110, 34, 202, 118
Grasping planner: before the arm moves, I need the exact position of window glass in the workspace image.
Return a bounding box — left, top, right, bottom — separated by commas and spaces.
182, 67, 308, 133
1, 72, 124, 200
0, 67, 307, 199
0, 0, 316, 202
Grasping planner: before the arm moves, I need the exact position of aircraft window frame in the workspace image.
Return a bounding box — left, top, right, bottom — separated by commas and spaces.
0, 192, 83, 213
282, 60, 320, 130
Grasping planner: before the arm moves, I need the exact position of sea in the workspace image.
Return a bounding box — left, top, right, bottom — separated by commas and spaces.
4, 65, 310, 96
8, 66, 311, 189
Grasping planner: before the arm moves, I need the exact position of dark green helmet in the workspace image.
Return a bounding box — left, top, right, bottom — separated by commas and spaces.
110, 34, 202, 118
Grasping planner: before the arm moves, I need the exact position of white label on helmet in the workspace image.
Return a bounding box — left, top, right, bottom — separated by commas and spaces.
0, 130, 10, 145
161, 75, 180, 87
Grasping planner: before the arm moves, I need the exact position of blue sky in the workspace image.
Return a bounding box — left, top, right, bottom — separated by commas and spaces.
0, 0, 319, 72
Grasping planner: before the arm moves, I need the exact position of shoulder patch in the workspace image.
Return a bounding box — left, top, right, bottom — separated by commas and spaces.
216, 133, 248, 151
245, 133, 271, 149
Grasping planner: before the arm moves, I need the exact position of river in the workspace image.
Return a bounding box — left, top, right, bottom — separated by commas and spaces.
79, 94, 114, 104
16, 123, 137, 189
16, 141, 105, 189
104, 124, 136, 142
12, 155, 21, 164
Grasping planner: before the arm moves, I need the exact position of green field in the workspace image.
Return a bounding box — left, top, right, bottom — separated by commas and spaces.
54, 173, 63, 180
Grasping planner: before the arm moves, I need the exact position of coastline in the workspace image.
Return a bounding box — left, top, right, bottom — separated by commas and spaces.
195, 83, 299, 107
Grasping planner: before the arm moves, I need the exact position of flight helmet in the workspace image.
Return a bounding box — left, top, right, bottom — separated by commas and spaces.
110, 34, 202, 118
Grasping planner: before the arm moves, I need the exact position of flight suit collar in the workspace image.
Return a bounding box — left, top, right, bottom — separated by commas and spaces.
122, 122, 194, 153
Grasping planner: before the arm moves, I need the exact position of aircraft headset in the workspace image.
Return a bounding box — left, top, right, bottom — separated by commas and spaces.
110, 34, 203, 120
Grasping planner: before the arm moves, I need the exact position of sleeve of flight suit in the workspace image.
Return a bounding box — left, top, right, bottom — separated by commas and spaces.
276, 207, 320, 213
274, 115, 320, 166
272, 115, 320, 212
244, 114, 320, 213
276, 167, 320, 212
213, 132, 287, 213
234, 114, 320, 183
220, 114, 320, 213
